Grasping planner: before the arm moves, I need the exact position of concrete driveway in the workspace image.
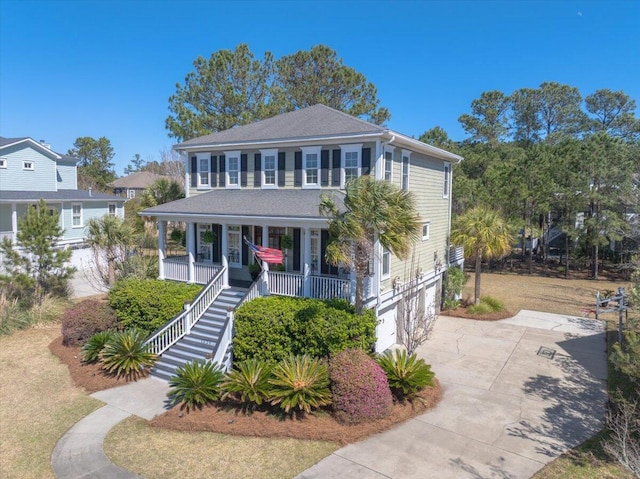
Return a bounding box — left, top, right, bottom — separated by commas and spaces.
298, 311, 607, 479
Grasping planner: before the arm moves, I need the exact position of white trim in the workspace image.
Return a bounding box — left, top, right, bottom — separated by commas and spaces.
71, 203, 83, 228
0, 138, 63, 160
260, 148, 278, 189
197, 153, 211, 189
301, 146, 321, 189
224, 150, 241, 189
401, 150, 411, 190
0, 157, 6, 168
383, 145, 395, 183
443, 162, 451, 198
127, 189, 136, 199
108, 203, 117, 217
23, 160, 34, 171
227, 225, 242, 267
340, 143, 363, 189
422, 221, 431, 241
381, 246, 391, 279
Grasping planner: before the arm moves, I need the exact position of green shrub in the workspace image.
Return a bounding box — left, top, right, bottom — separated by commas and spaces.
233, 296, 376, 362
108, 279, 201, 333
222, 358, 273, 408
376, 349, 435, 400
82, 331, 116, 363
168, 360, 225, 411
269, 355, 331, 415
99, 330, 157, 380
467, 296, 505, 315
443, 266, 466, 310
329, 348, 393, 425
61, 299, 119, 346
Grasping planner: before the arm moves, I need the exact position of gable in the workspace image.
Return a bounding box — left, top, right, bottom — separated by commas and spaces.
0, 143, 58, 192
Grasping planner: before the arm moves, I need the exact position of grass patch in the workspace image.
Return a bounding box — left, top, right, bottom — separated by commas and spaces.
104, 416, 339, 479
466, 295, 504, 315
0, 294, 68, 336
0, 326, 102, 479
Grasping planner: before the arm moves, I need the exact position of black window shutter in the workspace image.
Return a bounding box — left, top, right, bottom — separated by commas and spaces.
212, 224, 221, 263
293, 228, 301, 271
190, 156, 197, 188
294, 151, 302, 186
241, 154, 248, 187
254, 153, 261, 187
331, 149, 341, 186
210, 155, 218, 187
218, 155, 225, 187
278, 152, 286, 187
193, 223, 198, 258
320, 230, 338, 276
362, 148, 371, 176
321, 150, 329, 186
242, 226, 249, 266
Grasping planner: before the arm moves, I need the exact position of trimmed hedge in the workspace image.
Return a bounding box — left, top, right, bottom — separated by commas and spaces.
233, 296, 376, 363
108, 279, 201, 333
61, 299, 119, 346
330, 348, 393, 425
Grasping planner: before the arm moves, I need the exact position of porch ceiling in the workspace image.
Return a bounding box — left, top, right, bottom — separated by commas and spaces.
141, 189, 346, 220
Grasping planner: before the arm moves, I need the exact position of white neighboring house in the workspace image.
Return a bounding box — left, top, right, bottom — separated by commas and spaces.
0, 136, 125, 270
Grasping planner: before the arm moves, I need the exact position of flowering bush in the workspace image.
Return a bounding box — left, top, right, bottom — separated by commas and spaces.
329, 348, 393, 425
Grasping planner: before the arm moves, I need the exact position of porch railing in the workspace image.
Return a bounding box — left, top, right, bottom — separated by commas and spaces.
145, 266, 227, 355
0, 231, 13, 242
163, 255, 221, 284
268, 271, 352, 301
268, 271, 304, 297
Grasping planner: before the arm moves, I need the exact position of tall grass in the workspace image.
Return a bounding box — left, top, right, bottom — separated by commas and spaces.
0, 291, 68, 335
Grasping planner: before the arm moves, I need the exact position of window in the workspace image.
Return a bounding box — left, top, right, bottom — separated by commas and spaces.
108, 203, 117, 217
228, 225, 241, 267
261, 149, 277, 187
381, 246, 390, 278
310, 229, 320, 274
341, 144, 362, 188
384, 148, 394, 182
301, 146, 321, 188
198, 157, 209, 187
443, 162, 451, 198
401, 150, 411, 190
422, 222, 430, 241
198, 225, 213, 262
72, 203, 83, 227
0, 158, 6, 168
225, 151, 240, 188
23, 161, 34, 171
127, 189, 136, 199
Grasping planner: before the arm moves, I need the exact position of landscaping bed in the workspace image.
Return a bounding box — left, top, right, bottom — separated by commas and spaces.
441, 307, 513, 321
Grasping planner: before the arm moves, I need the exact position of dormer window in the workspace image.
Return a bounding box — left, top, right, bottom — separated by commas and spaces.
301, 146, 321, 189
23, 161, 34, 171
340, 144, 362, 188
225, 150, 241, 188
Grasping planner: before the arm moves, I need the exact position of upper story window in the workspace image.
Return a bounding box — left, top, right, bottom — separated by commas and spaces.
127, 189, 136, 199
422, 222, 430, 241
23, 161, 34, 171
401, 150, 411, 190
384, 147, 394, 182
72, 203, 83, 228
261, 149, 277, 188
0, 158, 6, 168
301, 146, 321, 189
108, 203, 117, 217
198, 157, 209, 187
341, 144, 362, 188
381, 246, 390, 279
225, 150, 241, 188
443, 162, 451, 198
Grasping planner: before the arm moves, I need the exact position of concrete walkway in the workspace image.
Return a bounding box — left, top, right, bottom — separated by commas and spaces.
69, 269, 106, 299
52, 378, 170, 479
298, 311, 607, 479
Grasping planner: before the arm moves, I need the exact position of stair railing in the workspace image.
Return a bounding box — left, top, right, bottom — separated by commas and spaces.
211, 271, 267, 370
145, 266, 227, 355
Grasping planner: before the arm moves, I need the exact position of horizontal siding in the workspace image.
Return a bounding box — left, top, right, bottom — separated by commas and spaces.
0, 144, 57, 191
56, 162, 77, 189
60, 201, 112, 241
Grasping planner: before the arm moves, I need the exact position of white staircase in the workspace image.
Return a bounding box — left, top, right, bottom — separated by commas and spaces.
150, 287, 246, 381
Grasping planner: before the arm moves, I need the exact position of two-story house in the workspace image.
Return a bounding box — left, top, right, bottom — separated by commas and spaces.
141, 105, 463, 378
0, 136, 125, 269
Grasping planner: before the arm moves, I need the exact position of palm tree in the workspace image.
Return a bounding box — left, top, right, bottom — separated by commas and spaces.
320, 176, 421, 315
86, 215, 136, 287
450, 206, 513, 305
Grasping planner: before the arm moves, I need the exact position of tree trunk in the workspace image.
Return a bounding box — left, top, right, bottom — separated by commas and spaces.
592, 244, 599, 279
474, 255, 482, 305
107, 253, 116, 287
564, 233, 570, 279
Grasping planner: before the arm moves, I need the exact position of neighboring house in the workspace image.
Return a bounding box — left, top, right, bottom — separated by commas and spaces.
0, 136, 125, 269
110, 171, 171, 199
141, 105, 464, 377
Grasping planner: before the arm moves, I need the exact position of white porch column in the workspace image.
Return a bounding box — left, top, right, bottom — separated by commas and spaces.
350, 269, 356, 305
261, 225, 269, 248
221, 223, 229, 286
303, 227, 311, 297
11, 203, 17, 244
187, 222, 195, 283
158, 221, 166, 280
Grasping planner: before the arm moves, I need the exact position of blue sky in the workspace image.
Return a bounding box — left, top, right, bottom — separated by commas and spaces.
1, 0, 638, 175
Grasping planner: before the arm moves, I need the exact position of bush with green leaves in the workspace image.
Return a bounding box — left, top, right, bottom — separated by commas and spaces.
376, 349, 435, 400
82, 331, 116, 363
222, 358, 274, 409
108, 279, 201, 333
99, 329, 157, 380
467, 296, 505, 315
329, 348, 393, 425
61, 299, 119, 346
233, 296, 376, 362
443, 266, 466, 310
269, 354, 331, 415
168, 360, 225, 410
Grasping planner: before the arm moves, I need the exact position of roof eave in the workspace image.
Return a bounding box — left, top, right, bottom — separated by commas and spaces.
384, 131, 464, 163
0, 138, 63, 160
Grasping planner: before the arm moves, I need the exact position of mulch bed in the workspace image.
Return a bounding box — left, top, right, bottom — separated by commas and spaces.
50, 333, 443, 445
149, 382, 442, 445
442, 307, 514, 321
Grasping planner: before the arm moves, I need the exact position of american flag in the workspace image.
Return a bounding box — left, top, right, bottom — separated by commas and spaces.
243, 236, 284, 264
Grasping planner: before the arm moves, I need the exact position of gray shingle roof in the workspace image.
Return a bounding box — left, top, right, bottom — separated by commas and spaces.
0, 136, 29, 147
110, 171, 168, 189
177, 104, 385, 148
141, 189, 345, 219
0, 190, 124, 202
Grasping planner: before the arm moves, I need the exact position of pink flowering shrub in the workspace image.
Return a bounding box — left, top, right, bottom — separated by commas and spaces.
61, 300, 119, 346
329, 348, 393, 425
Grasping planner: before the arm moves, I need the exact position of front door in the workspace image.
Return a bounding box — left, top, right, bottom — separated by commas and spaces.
198, 225, 212, 263
228, 225, 241, 268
